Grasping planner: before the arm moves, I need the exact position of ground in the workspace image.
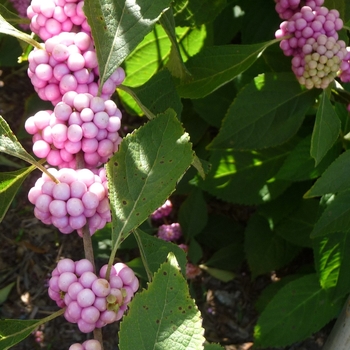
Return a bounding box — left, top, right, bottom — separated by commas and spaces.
0, 67, 334, 350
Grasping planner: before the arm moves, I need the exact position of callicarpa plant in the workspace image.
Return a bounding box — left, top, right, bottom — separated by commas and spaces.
2, 0, 350, 349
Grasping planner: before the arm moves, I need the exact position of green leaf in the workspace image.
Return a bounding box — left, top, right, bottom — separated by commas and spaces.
276, 135, 341, 182
134, 229, 187, 279
0, 4, 26, 25
204, 243, 244, 270
314, 232, 350, 301
173, 0, 227, 27
191, 156, 211, 180
198, 146, 292, 205
119, 253, 205, 350
255, 275, 303, 313
0, 116, 47, 172
0, 319, 39, 349
310, 191, 350, 237
311, 90, 341, 166
254, 274, 342, 347
209, 73, 319, 150
160, 8, 190, 80
305, 150, 350, 198
198, 265, 235, 282
178, 188, 207, 240
119, 69, 182, 119
192, 82, 236, 128
245, 213, 300, 278
122, 24, 206, 88
0, 282, 15, 304
0, 34, 22, 67
240, 0, 280, 44
0, 309, 64, 349
196, 214, 244, 250
203, 343, 225, 350
107, 109, 194, 249
275, 200, 319, 248
83, 0, 172, 88
0, 166, 36, 222
176, 39, 278, 99
0, 13, 41, 48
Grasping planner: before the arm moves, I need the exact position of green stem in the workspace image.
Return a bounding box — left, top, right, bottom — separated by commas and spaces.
34, 308, 65, 328
35, 160, 59, 184
105, 234, 121, 281
117, 85, 155, 120
133, 229, 153, 282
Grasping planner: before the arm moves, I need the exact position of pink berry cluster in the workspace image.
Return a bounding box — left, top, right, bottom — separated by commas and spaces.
48, 258, 139, 333
157, 222, 182, 241
25, 92, 122, 168
27, 31, 125, 105
69, 339, 101, 350
151, 199, 173, 220
27, 0, 90, 41
25, 0, 126, 236
28, 168, 110, 235
275, 0, 324, 20
274, 1, 349, 89
151, 200, 201, 279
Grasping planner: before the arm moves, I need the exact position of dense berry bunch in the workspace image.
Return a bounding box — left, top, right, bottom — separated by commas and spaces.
275, 0, 324, 20
294, 34, 347, 88
28, 167, 111, 235
157, 223, 182, 241
69, 339, 102, 350
27, 0, 90, 41
338, 50, 350, 82
276, 6, 344, 57
275, 5, 347, 89
25, 92, 122, 168
151, 199, 173, 220
48, 258, 139, 333
27, 32, 125, 105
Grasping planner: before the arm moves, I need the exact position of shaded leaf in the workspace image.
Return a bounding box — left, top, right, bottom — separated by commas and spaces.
173, 0, 227, 27
199, 265, 235, 282
0, 166, 36, 222
311, 90, 341, 166
198, 146, 293, 205
0, 282, 15, 304
178, 188, 207, 240
203, 344, 225, 350
245, 213, 300, 278
119, 69, 182, 119
276, 135, 341, 182
275, 200, 319, 248
310, 191, 350, 237
134, 229, 187, 279
254, 274, 342, 347
176, 39, 278, 99
209, 73, 319, 150
160, 7, 190, 79
305, 150, 350, 198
